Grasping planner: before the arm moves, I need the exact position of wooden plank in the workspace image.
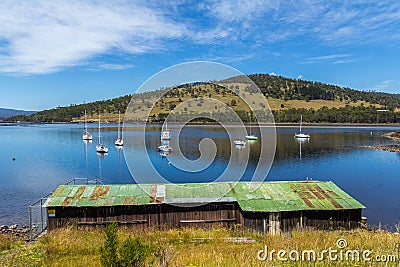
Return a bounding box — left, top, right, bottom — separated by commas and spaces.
180, 218, 237, 223
77, 220, 147, 225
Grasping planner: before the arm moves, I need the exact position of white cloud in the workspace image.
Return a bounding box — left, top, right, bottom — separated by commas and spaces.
1, 0, 400, 75
202, 0, 279, 23
203, 0, 400, 45
270, 72, 277, 76
297, 74, 303, 79
300, 54, 356, 64
0, 0, 186, 74
371, 80, 400, 93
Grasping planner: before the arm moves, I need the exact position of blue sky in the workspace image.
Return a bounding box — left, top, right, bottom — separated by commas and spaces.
1, 0, 400, 110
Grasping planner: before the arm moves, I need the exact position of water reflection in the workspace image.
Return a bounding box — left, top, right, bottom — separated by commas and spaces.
1, 124, 400, 227
295, 137, 309, 161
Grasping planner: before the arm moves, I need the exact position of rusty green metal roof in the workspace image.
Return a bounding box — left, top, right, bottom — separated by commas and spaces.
44, 181, 365, 212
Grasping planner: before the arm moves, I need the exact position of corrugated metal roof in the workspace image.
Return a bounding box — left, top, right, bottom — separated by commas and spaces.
44, 181, 365, 212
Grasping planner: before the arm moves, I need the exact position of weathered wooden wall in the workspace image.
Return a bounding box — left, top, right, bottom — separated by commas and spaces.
48, 202, 241, 231
47, 204, 362, 234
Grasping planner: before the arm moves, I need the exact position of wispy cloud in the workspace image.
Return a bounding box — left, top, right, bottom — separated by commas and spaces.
374, 80, 400, 93
300, 54, 356, 64
0, 0, 185, 74
202, 0, 400, 45
1, 0, 400, 75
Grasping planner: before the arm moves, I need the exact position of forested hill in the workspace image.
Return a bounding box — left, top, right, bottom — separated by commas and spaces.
228, 74, 400, 109
8, 74, 400, 123
9, 95, 132, 123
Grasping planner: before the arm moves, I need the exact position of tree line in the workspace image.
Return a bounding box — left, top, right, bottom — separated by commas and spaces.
7, 74, 400, 123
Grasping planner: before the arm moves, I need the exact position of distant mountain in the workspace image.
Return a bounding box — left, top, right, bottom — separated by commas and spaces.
0, 108, 36, 118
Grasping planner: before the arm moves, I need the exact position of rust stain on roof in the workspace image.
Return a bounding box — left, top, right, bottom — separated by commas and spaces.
90, 186, 110, 200
123, 197, 136, 205
302, 197, 314, 208
229, 183, 235, 193
62, 186, 86, 206
315, 184, 343, 209
149, 185, 157, 203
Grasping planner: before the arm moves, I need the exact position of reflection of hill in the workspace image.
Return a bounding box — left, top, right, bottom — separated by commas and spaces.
274, 131, 381, 161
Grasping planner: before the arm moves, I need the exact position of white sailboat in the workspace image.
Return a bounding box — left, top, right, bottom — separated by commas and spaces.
82, 110, 93, 141
294, 115, 310, 139
161, 121, 171, 140
234, 139, 246, 146
96, 114, 108, 153
114, 111, 124, 146
245, 114, 258, 140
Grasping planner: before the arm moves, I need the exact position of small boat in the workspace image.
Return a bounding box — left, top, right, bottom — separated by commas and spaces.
294, 115, 310, 139
96, 114, 108, 153
114, 111, 124, 146
245, 134, 258, 140
245, 115, 258, 140
234, 139, 246, 146
82, 110, 93, 141
157, 145, 173, 153
161, 121, 171, 140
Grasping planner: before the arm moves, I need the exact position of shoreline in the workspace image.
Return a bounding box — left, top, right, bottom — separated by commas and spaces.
2, 121, 400, 128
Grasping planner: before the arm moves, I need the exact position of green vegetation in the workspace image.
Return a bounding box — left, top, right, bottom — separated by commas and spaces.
1, 227, 399, 266
9, 95, 132, 123
8, 74, 400, 123
100, 222, 156, 267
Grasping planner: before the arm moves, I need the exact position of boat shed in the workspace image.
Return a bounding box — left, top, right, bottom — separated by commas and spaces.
44, 181, 365, 234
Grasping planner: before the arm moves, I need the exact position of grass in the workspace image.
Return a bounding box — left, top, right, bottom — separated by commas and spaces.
1, 227, 399, 266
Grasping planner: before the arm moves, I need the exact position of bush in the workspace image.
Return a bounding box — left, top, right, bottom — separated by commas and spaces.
100, 223, 156, 267
100, 222, 119, 267
119, 237, 153, 267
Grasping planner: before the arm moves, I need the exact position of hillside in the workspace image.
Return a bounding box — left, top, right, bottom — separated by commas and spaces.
7, 74, 400, 123
0, 108, 36, 119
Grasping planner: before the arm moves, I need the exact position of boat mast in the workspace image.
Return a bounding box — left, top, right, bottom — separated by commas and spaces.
117, 111, 121, 139
300, 115, 303, 133
249, 113, 252, 135
84, 110, 88, 134
98, 114, 101, 144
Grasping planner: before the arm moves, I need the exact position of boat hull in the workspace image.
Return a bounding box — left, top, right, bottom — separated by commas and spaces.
245, 135, 258, 140
96, 145, 109, 153
294, 133, 310, 138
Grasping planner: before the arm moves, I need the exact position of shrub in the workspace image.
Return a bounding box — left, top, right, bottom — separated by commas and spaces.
119, 237, 153, 267
100, 222, 119, 267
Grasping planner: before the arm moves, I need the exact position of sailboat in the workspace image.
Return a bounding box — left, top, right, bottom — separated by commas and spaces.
234, 139, 246, 146
245, 114, 258, 140
161, 121, 171, 140
82, 110, 93, 140
294, 115, 310, 138
96, 114, 108, 153
114, 111, 124, 146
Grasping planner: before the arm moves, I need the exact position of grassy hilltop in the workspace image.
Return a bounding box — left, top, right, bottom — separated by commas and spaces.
9, 74, 400, 123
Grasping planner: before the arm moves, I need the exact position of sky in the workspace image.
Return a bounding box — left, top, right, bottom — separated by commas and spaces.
1, 0, 400, 110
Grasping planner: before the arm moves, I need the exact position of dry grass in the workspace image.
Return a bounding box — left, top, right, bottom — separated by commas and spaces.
1, 227, 399, 266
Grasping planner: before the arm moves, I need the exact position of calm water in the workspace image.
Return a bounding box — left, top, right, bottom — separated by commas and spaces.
0, 123, 399, 228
